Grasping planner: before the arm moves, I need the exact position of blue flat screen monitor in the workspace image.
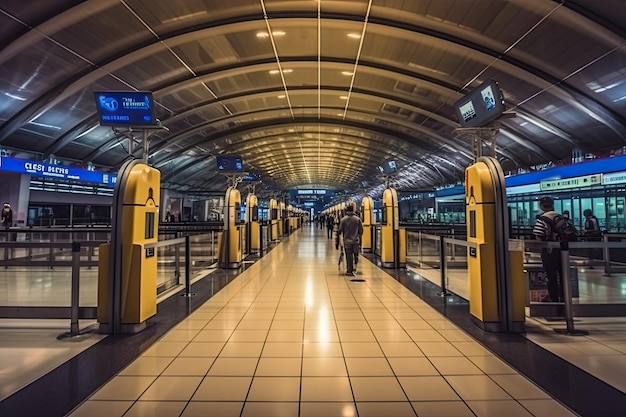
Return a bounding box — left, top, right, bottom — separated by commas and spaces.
241, 172, 260, 182
94, 91, 157, 127
378, 160, 397, 175
454, 79, 505, 128
216, 155, 244, 172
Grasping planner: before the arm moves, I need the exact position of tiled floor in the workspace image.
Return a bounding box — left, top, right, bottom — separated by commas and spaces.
62, 226, 576, 417
4, 225, 626, 415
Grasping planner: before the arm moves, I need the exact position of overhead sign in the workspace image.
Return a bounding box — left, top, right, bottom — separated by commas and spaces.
93, 91, 157, 127
540, 174, 602, 191
216, 155, 243, 172
603, 171, 626, 185
454, 79, 506, 128
0, 156, 117, 186
297, 190, 327, 195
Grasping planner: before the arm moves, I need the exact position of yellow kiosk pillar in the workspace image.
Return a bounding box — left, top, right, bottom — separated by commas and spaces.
466, 156, 524, 332
361, 196, 374, 253
246, 193, 260, 253
269, 199, 279, 241
98, 161, 160, 334
279, 202, 286, 237
220, 187, 242, 269
380, 188, 406, 268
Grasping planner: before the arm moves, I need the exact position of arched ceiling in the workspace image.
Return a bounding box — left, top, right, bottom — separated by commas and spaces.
0, 0, 625, 200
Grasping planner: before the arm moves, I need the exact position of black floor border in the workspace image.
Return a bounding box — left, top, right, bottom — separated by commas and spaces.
374, 259, 626, 417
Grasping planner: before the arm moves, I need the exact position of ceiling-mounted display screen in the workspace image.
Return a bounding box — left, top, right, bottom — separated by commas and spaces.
241, 172, 260, 182
377, 160, 397, 175
93, 91, 157, 127
453, 79, 505, 128
216, 155, 244, 172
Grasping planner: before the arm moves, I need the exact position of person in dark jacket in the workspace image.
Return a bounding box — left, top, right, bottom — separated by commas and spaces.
326, 214, 335, 239
583, 209, 601, 267
532, 197, 563, 302
336, 204, 363, 276
1, 203, 13, 228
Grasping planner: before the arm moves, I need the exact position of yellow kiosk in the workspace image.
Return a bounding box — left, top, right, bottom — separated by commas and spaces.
98, 160, 160, 334
361, 196, 374, 253
220, 186, 243, 269
287, 205, 296, 234
269, 198, 279, 241
279, 201, 286, 237
465, 156, 524, 332
245, 193, 260, 254
380, 188, 406, 268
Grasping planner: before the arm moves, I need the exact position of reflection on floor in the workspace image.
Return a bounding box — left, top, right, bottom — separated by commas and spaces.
1, 225, 626, 416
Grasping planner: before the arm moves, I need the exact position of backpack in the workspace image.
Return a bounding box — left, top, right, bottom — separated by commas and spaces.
541, 214, 578, 242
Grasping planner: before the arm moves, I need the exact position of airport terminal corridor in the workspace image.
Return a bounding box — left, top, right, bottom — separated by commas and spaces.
64, 225, 574, 417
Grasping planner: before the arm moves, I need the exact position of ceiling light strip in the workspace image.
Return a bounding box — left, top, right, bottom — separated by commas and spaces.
299, 140, 312, 183
342, 0, 373, 119
462, 2, 564, 91
260, 0, 295, 119
318, 0, 322, 176
121, 1, 228, 114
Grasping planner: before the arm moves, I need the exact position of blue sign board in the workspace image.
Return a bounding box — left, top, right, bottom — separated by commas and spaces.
241, 172, 260, 182
93, 91, 157, 127
0, 156, 117, 186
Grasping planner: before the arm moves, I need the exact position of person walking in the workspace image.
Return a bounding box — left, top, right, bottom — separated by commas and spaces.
336, 205, 363, 276
326, 214, 335, 239
532, 197, 563, 302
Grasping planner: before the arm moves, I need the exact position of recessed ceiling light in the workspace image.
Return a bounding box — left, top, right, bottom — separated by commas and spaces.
256, 32, 269, 38
278, 94, 286, 99
341, 71, 354, 76
347, 33, 361, 39
340, 96, 348, 100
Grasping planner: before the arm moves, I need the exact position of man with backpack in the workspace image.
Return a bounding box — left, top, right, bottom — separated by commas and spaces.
533, 196, 567, 302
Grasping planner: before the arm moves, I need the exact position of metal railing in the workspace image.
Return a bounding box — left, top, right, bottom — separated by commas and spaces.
0, 229, 222, 335
405, 230, 626, 327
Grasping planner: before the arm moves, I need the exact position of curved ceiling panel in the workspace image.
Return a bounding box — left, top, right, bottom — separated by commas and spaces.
0, 0, 624, 200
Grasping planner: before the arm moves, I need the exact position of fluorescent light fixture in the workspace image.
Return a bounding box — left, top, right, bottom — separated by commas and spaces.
269, 69, 293, 75
408, 62, 449, 76
341, 71, 354, 76
257, 30, 286, 38
347, 33, 361, 39
29, 121, 62, 130
4, 92, 26, 101
339, 96, 348, 100
161, 11, 207, 24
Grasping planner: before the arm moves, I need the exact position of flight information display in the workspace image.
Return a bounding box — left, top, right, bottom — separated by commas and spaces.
93, 91, 157, 127
216, 155, 244, 172
454, 79, 505, 128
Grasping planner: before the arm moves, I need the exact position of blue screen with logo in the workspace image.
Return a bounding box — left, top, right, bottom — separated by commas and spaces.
93, 91, 157, 127
216, 155, 244, 172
